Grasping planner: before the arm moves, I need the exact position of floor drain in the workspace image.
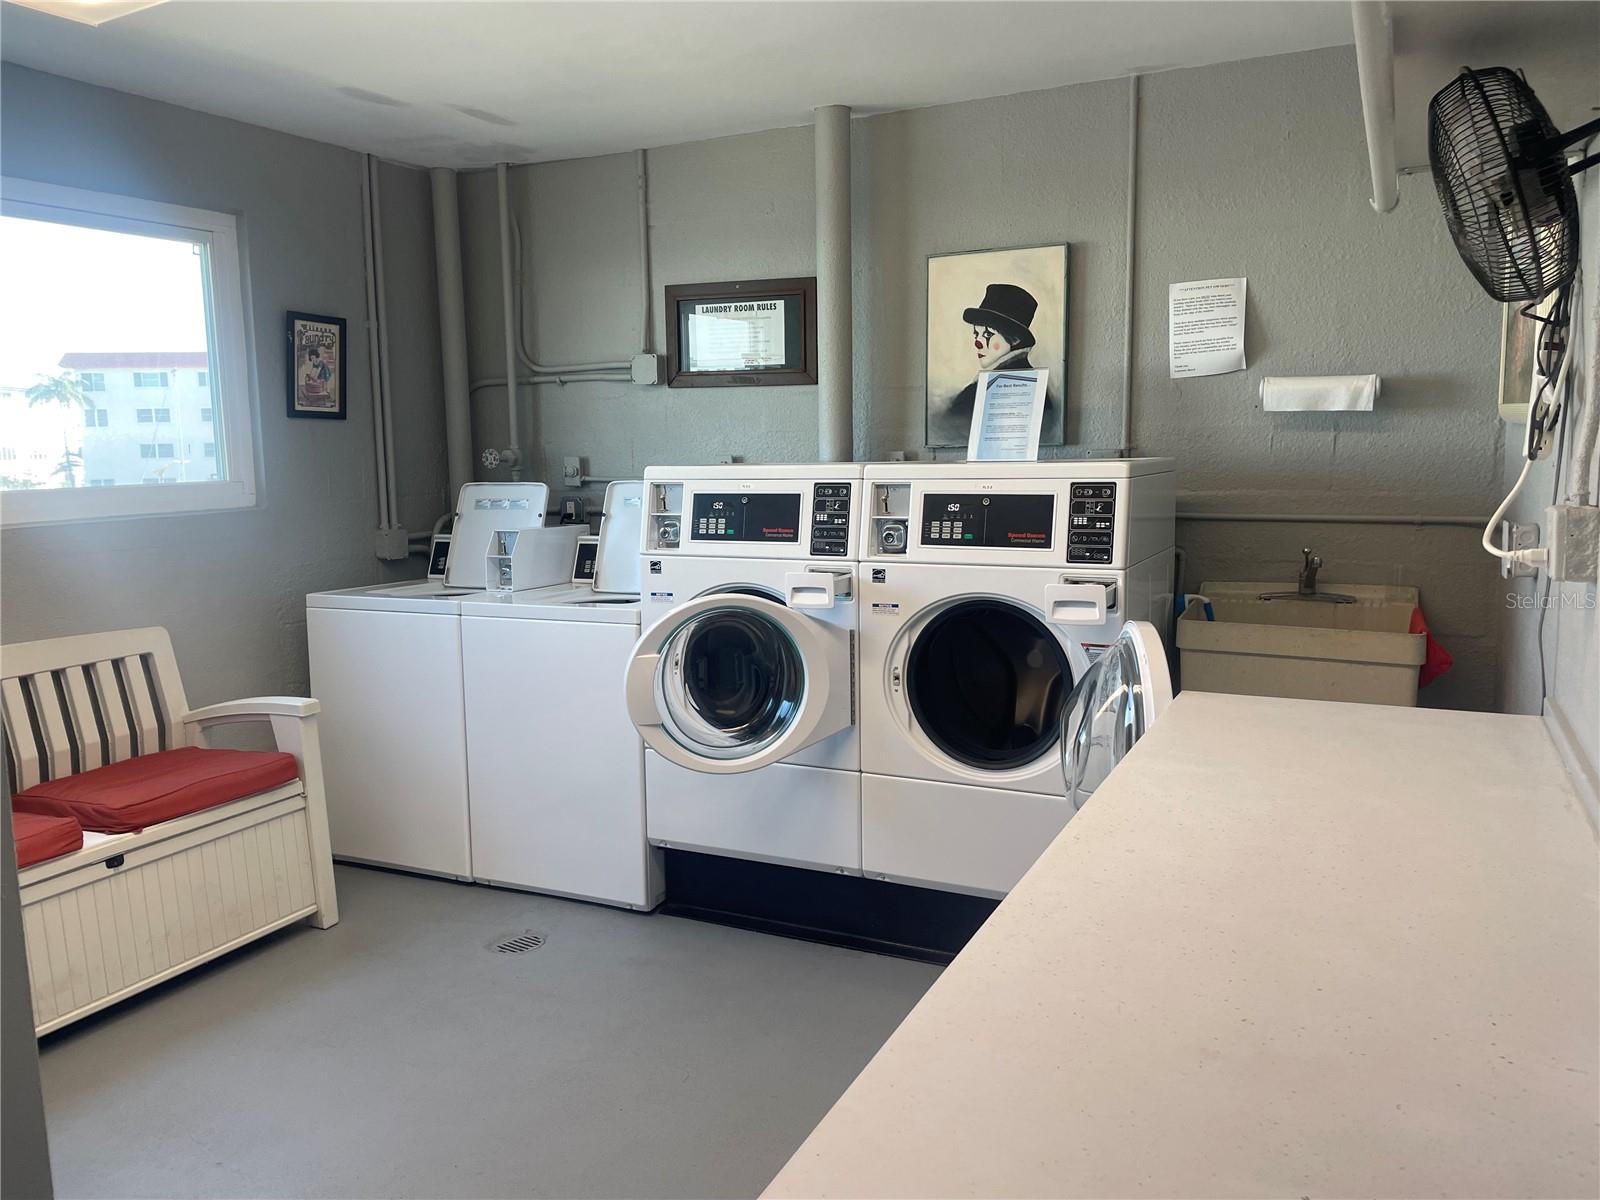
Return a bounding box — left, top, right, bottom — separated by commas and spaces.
490, 931, 545, 955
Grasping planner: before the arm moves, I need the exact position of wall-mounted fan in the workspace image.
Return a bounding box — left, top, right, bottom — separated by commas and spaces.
1430, 67, 1598, 567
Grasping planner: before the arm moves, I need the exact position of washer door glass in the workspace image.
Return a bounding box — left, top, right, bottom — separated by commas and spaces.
906, 599, 1073, 770
1060, 621, 1172, 811
656, 605, 805, 760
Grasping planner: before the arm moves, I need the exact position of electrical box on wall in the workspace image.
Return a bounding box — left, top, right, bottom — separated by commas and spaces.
631, 353, 663, 386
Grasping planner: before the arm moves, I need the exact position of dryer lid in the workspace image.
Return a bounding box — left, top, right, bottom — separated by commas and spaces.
1060, 621, 1172, 812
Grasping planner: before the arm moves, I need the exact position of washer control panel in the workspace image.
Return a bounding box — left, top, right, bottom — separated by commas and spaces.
1067, 482, 1117, 564
810, 482, 854, 557
920, 493, 1053, 549
690, 492, 801, 543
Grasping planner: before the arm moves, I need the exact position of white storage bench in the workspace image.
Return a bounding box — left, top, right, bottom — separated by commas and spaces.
4, 627, 338, 1035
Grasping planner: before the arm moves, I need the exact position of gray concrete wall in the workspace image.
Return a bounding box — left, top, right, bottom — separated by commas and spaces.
1498, 167, 1598, 818
460, 46, 1511, 709
0, 65, 447, 705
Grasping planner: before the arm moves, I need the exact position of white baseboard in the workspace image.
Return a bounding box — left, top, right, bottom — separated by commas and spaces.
1544, 697, 1599, 836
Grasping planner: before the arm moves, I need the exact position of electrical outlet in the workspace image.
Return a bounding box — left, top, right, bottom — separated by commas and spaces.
562, 456, 583, 486
1500, 521, 1540, 578
559, 495, 588, 525
1546, 504, 1599, 583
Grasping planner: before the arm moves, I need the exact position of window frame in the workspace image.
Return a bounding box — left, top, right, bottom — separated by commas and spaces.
0, 177, 257, 525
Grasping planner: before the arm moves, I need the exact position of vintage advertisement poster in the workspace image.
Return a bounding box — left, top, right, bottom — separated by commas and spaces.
287, 311, 346, 419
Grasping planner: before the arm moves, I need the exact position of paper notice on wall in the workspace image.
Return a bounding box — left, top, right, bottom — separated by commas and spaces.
1169, 278, 1246, 378
686, 300, 787, 372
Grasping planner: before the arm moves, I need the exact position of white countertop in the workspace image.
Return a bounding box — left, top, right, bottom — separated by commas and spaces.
766, 692, 1599, 1199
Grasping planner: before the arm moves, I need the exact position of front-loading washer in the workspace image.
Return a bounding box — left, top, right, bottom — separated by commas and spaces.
856, 459, 1175, 897
625, 464, 863, 874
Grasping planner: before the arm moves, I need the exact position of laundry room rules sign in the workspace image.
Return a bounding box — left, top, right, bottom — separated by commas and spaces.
685, 300, 787, 372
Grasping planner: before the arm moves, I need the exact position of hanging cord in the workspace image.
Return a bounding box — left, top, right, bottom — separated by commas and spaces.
1481, 278, 1576, 566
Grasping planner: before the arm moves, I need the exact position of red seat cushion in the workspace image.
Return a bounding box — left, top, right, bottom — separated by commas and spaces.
12, 810, 84, 869
12, 747, 300, 833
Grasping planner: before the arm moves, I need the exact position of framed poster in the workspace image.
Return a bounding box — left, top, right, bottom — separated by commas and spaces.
665, 277, 817, 388
926, 244, 1068, 449
286, 311, 347, 419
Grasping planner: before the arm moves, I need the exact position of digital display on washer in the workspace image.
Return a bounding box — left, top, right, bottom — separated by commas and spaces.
921, 493, 1054, 549
690, 492, 801, 542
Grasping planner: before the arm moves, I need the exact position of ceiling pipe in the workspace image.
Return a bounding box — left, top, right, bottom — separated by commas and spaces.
1352, 0, 1400, 213
1119, 73, 1140, 456
430, 168, 474, 502
815, 104, 853, 463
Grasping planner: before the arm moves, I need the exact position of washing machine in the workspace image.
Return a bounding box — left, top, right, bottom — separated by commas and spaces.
625, 464, 863, 874
459, 481, 662, 909
307, 481, 564, 879
856, 459, 1175, 897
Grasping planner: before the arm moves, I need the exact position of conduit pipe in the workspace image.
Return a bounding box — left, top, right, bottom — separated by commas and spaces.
815, 104, 853, 462
430, 168, 474, 502
1177, 511, 1487, 528
1352, 1, 1400, 213
508, 217, 630, 376
496, 163, 524, 479
638, 148, 653, 353
1120, 74, 1140, 456
360, 155, 392, 530
369, 156, 400, 524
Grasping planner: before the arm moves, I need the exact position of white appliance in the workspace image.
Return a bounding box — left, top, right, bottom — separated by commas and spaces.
627, 464, 863, 874
458, 481, 660, 909
306, 481, 549, 879
856, 459, 1175, 897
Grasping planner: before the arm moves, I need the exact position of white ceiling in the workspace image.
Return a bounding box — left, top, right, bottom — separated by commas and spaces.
0, 1, 1356, 167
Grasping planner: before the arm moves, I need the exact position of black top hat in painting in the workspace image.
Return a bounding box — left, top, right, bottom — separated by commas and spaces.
962, 283, 1039, 349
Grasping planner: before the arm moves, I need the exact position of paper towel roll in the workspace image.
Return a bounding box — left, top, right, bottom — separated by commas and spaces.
1260, 375, 1379, 412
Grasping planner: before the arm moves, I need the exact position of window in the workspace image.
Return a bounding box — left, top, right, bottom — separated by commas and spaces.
1, 178, 256, 524
200, 407, 213, 422
203, 442, 216, 457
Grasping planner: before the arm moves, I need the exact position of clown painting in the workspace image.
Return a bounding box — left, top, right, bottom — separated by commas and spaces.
925, 244, 1068, 449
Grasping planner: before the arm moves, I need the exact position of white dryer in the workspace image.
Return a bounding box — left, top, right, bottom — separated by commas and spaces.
627, 464, 863, 874
856, 459, 1175, 897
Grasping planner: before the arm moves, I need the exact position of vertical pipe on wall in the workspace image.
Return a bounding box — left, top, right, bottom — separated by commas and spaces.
370, 158, 401, 524
360, 155, 392, 529
496, 163, 523, 480
638, 149, 653, 354
1120, 73, 1140, 457
430, 168, 474, 503
1352, 1, 1400, 213
815, 104, 853, 463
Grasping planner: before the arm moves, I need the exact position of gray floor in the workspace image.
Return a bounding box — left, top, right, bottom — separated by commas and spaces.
39, 865, 939, 1200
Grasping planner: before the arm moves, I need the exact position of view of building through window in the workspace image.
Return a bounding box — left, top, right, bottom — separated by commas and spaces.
0, 215, 221, 491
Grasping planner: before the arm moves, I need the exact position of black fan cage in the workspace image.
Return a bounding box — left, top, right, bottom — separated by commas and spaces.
1428, 66, 1578, 304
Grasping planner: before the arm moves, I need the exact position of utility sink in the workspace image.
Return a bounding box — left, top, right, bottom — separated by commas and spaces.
1177, 581, 1426, 707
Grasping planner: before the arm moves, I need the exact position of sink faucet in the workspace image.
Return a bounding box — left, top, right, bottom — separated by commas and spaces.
1298, 548, 1322, 597
1258, 548, 1358, 604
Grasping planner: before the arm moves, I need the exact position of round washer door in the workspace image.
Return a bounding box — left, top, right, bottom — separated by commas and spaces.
1060, 620, 1173, 811
625, 593, 852, 775
904, 598, 1075, 773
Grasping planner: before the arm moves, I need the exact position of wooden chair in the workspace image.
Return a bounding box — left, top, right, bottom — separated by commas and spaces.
3, 627, 337, 1035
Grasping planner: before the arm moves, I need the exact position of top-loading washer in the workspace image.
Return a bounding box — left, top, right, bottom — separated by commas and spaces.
306, 481, 559, 878
625, 464, 863, 874
459, 481, 660, 909
856, 459, 1175, 897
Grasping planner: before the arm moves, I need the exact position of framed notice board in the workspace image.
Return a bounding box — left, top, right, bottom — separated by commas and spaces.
665, 277, 817, 388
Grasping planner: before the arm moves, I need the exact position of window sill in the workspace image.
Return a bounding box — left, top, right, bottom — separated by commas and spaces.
1, 479, 256, 526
